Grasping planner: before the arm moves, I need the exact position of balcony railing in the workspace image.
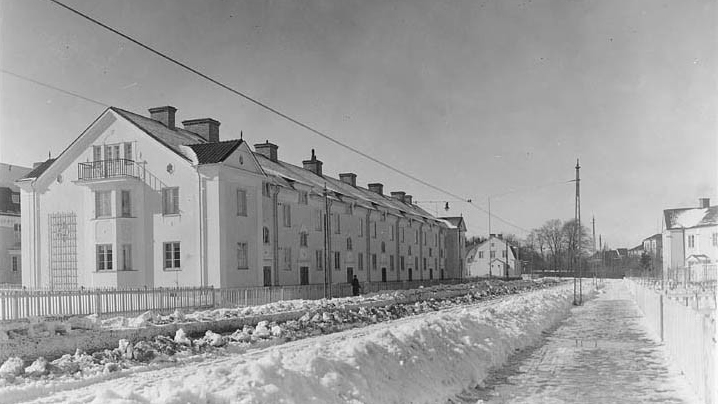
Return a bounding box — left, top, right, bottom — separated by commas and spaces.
78, 159, 143, 181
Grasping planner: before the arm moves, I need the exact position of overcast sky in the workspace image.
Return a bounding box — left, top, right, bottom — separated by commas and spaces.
1, 0, 715, 247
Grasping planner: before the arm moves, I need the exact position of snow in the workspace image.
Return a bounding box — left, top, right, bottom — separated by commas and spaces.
0, 282, 578, 404
670, 208, 709, 229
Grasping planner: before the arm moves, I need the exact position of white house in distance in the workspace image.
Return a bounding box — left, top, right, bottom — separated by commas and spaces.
16, 105, 466, 289
0, 163, 31, 284
662, 198, 717, 280
465, 234, 521, 278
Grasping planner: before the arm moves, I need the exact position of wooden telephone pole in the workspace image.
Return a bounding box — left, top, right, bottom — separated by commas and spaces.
574, 159, 582, 305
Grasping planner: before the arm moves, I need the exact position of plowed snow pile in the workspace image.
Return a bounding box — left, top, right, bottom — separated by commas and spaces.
6, 284, 577, 404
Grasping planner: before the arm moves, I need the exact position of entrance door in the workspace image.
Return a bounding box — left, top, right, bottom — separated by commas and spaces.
263, 266, 272, 286
381, 268, 387, 282
408, 268, 413, 281
346, 267, 354, 283
300, 266, 309, 285
104, 144, 120, 176
429, 268, 433, 280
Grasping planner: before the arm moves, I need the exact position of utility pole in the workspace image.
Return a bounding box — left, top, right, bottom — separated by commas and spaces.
592, 216, 597, 284
574, 159, 582, 305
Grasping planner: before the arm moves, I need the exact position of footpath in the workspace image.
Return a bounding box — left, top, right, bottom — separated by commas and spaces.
459, 280, 700, 404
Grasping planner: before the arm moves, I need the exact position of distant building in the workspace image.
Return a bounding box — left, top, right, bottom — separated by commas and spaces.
16, 106, 466, 289
438, 217, 467, 279
465, 234, 521, 278
628, 244, 643, 258
0, 163, 31, 284
662, 198, 717, 280
642, 233, 663, 258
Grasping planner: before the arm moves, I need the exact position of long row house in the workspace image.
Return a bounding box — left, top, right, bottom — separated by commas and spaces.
16, 106, 466, 289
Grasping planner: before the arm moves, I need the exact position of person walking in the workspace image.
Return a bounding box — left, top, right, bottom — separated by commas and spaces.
351, 275, 362, 296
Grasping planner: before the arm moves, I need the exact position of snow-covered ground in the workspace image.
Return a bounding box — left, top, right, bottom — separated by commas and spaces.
1, 281, 577, 403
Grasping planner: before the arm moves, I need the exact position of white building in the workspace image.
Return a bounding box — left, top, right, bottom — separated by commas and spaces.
465, 234, 521, 278
662, 198, 717, 280
16, 106, 466, 289
0, 163, 31, 284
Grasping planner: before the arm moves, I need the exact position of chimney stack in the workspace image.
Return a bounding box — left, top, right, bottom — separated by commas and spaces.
368, 183, 384, 196
254, 141, 278, 162
302, 149, 323, 176
391, 191, 406, 201
700, 198, 710, 208
339, 173, 357, 187
182, 118, 220, 143
149, 106, 177, 129
404, 194, 413, 205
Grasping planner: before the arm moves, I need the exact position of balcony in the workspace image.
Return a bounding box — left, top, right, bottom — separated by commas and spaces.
77, 159, 144, 182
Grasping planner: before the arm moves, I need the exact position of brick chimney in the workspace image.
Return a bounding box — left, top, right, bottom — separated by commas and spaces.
149, 106, 177, 129
368, 183, 383, 195
339, 173, 357, 187
254, 141, 278, 162
182, 118, 220, 143
404, 194, 413, 205
700, 198, 710, 208
302, 149, 323, 176
391, 191, 406, 201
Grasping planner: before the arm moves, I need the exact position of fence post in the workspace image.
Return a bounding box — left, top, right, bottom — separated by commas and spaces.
94, 290, 101, 316
244, 289, 248, 306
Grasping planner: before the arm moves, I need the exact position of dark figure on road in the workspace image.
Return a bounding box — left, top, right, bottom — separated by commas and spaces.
352, 275, 361, 296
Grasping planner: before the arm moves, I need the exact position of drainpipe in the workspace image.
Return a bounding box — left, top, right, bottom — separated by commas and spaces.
419, 223, 424, 280
196, 171, 205, 287
365, 210, 371, 282
395, 216, 400, 281
272, 184, 280, 286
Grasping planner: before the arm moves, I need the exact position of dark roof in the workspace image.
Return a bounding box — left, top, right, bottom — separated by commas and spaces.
21, 159, 56, 180
110, 107, 207, 158
187, 140, 243, 164
664, 206, 718, 230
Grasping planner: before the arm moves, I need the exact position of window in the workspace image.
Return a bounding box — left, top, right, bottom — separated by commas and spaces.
423, 232, 427, 245
120, 244, 132, 270
502, 250, 507, 258
358, 252, 364, 270
381, 241, 386, 253
346, 237, 353, 251
408, 246, 412, 256
162, 187, 179, 215
263, 227, 270, 244
283, 204, 291, 227
121, 190, 131, 217
435, 234, 438, 247
372, 254, 377, 270
401, 228, 405, 242
490, 250, 496, 259
237, 243, 248, 269
423, 258, 427, 270
372, 222, 377, 239
390, 255, 395, 271
334, 251, 341, 270
13, 223, 20, 243
284, 247, 292, 270
390, 225, 394, 241
95, 191, 112, 218
93, 145, 102, 162
11, 256, 18, 272
97, 244, 113, 271
713, 233, 718, 247
415, 230, 419, 243
334, 213, 341, 234
262, 182, 271, 197
300, 232, 308, 247
164, 242, 181, 269
429, 248, 432, 257
415, 257, 419, 271
400, 256, 405, 271
359, 220, 364, 237
298, 191, 308, 205
688, 235, 695, 248
11, 193, 19, 204
124, 142, 133, 162
237, 189, 247, 216
478, 251, 484, 259
346, 204, 353, 215
315, 210, 323, 231
381, 212, 386, 222
316, 250, 323, 271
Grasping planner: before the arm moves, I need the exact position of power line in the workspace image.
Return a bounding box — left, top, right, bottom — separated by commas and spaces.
42, 0, 548, 234
1, 68, 109, 108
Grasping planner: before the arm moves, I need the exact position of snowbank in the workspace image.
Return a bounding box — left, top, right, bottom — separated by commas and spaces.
6, 284, 580, 404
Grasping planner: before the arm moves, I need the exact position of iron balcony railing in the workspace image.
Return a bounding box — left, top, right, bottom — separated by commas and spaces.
77, 159, 143, 181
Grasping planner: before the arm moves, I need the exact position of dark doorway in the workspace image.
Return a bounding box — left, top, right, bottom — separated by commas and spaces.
300, 266, 309, 285
381, 267, 387, 282
263, 266, 272, 286
346, 267, 354, 283
408, 268, 413, 281
429, 268, 433, 280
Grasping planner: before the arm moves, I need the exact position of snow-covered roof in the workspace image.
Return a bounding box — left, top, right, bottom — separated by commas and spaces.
664, 206, 718, 230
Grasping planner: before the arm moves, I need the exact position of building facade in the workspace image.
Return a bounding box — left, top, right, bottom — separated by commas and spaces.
662, 198, 717, 280
16, 106, 466, 289
465, 234, 521, 278
1, 163, 31, 284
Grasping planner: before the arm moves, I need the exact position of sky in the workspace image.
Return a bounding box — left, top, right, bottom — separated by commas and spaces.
0, 0, 716, 248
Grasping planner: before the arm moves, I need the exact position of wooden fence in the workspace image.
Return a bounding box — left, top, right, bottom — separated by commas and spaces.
0, 279, 468, 322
